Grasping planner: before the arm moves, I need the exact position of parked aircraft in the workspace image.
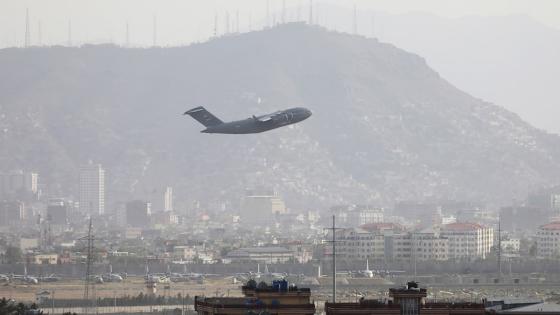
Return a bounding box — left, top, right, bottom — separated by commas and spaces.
101, 265, 123, 282
0, 274, 10, 282
10, 266, 38, 284
168, 264, 219, 282
354, 259, 374, 278
184, 106, 312, 134
144, 265, 170, 284
39, 274, 61, 282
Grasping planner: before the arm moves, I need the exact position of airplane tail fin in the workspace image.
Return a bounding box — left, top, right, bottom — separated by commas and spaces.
183, 106, 223, 127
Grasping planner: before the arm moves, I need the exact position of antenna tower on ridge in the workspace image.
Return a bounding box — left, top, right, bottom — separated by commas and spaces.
25, 8, 30, 47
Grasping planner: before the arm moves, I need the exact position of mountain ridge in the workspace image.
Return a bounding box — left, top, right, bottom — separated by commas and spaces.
1, 23, 559, 210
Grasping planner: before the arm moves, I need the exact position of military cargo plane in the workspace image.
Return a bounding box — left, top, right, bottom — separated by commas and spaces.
184, 106, 311, 134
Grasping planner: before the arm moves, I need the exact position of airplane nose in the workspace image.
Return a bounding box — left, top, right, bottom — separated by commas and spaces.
304, 109, 312, 118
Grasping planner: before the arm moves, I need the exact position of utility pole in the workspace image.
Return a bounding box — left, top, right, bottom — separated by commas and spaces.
324, 215, 342, 303
81, 217, 96, 315
498, 214, 502, 282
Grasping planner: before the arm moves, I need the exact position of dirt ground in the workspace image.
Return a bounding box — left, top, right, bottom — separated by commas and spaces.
0, 277, 244, 302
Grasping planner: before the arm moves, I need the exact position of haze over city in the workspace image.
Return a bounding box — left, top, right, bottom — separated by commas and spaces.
1, 1, 560, 314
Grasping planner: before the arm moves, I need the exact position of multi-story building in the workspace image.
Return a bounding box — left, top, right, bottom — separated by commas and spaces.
325, 281, 485, 315
79, 163, 105, 215
441, 222, 494, 261
536, 221, 560, 259
226, 246, 294, 263
195, 280, 315, 315
385, 234, 413, 262
333, 205, 384, 227
0, 201, 25, 226
46, 198, 70, 225
333, 228, 449, 263
0, 170, 38, 200
335, 228, 385, 261
163, 186, 173, 212
240, 188, 286, 225
125, 200, 151, 228
412, 232, 449, 262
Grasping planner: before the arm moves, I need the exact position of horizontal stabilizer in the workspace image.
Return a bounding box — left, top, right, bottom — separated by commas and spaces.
184, 106, 223, 127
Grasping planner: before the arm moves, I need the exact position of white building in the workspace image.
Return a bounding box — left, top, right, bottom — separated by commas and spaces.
226, 247, 294, 263
335, 228, 385, 261
441, 222, 494, 261
358, 207, 384, 225
536, 221, 560, 259
164, 186, 173, 212
501, 238, 521, 254
79, 163, 105, 215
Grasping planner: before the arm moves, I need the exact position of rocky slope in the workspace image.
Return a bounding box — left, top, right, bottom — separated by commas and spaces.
1, 23, 559, 210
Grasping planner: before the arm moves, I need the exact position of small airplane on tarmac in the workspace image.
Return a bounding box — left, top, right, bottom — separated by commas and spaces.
0, 274, 10, 282
353, 259, 374, 278
236, 263, 292, 281
144, 265, 170, 284
101, 265, 124, 282
10, 266, 38, 284
39, 274, 61, 282
168, 264, 220, 282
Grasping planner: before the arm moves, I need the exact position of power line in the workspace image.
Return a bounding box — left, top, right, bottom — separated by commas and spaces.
324, 215, 343, 303
80, 218, 97, 315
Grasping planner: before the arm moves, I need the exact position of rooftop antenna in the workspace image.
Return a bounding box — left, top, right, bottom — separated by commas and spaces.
24, 8, 30, 47
152, 14, 157, 47
324, 215, 342, 303
353, 4, 357, 34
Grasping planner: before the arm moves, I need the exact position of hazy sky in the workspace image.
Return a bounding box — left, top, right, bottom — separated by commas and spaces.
1, 0, 559, 47
1, 0, 559, 133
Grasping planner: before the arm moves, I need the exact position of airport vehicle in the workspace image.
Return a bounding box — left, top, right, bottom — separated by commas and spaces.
184, 106, 312, 134
39, 274, 61, 282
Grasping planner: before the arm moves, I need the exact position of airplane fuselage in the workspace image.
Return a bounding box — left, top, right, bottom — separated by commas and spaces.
186, 107, 312, 134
